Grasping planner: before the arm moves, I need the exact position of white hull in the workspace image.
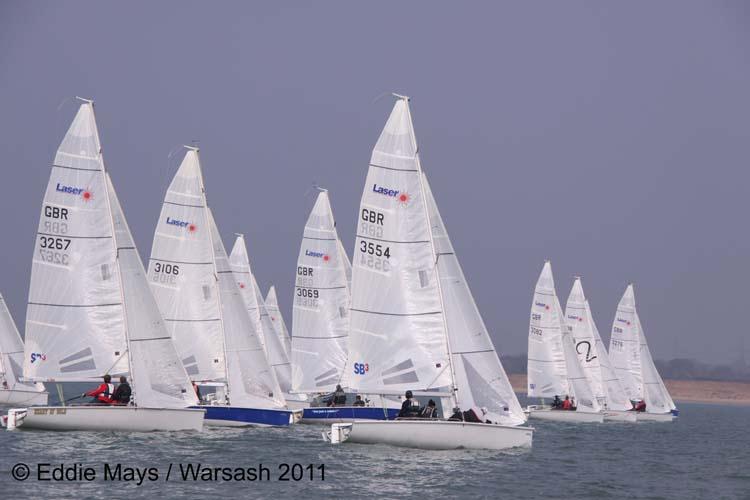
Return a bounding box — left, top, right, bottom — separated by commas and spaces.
636, 412, 676, 422
527, 406, 604, 423
0, 389, 48, 406
603, 410, 637, 422
5, 406, 205, 431
328, 419, 533, 450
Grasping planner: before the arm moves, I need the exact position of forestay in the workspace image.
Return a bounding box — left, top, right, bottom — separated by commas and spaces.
527, 262, 569, 399
228, 235, 268, 354
106, 174, 197, 408
24, 103, 129, 382
0, 294, 44, 393
422, 173, 525, 425
565, 279, 630, 411
291, 190, 350, 393
265, 286, 291, 359
147, 150, 225, 382
343, 98, 453, 396
209, 213, 285, 408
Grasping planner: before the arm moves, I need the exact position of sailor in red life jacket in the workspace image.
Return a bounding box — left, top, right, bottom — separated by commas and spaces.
85, 374, 115, 405
561, 395, 572, 410
634, 399, 647, 412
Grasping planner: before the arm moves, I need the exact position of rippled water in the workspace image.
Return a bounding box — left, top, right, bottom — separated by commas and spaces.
1, 401, 748, 499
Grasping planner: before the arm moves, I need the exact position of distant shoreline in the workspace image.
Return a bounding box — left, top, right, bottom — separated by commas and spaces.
507, 374, 750, 406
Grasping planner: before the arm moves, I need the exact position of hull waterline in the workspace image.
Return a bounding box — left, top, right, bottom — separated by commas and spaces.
0, 389, 48, 406
326, 419, 533, 451
527, 406, 604, 423
4, 406, 205, 431
198, 405, 301, 427
636, 411, 677, 422
603, 410, 637, 422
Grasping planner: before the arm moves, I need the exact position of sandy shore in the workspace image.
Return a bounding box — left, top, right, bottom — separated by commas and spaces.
507, 373, 750, 406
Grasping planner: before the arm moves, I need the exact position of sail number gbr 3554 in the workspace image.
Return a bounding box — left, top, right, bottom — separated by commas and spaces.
359, 208, 391, 272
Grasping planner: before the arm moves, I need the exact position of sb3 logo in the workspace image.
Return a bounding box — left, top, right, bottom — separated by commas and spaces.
353, 362, 369, 375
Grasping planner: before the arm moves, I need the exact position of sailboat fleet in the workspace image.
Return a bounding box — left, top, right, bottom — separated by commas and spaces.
0, 95, 677, 447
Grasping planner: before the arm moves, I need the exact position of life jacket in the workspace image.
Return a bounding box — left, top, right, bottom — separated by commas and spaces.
116, 383, 132, 403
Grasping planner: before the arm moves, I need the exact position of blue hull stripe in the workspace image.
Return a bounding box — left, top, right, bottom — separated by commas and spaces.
192, 406, 293, 426
302, 407, 399, 421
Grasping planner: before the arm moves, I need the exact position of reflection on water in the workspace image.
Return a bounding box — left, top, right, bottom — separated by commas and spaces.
1, 402, 748, 499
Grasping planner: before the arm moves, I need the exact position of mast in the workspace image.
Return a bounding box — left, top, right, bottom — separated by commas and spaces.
404, 95, 459, 411
88, 100, 138, 403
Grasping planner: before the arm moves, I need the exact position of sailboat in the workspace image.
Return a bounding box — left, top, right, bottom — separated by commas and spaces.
0, 294, 48, 406
264, 286, 291, 359
609, 284, 678, 421
228, 235, 306, 410
148, 148, 297, 426
292, 190, 399, 423
325, 96, 532, 450
526, 262, 603, 423
5, 100, 203, 431
565, 278, 635, 422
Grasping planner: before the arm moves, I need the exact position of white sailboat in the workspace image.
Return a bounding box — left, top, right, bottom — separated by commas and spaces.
264, 286, 291, 359
526, 262, 603, 423
0, 294, 48, 406
6, 100, 203, 431
565, 278, 635, 422
147, 148, 296, 426
326, 96, 532, 450
228, 235, 305, 409
609, 284, 677, 421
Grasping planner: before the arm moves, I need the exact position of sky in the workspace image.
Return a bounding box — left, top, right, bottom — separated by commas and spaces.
1, 1, 748, 364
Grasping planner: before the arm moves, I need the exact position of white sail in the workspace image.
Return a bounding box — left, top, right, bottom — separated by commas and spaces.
565, 279, 630, 411
106, 174, 197, 408
253, 279, 292, 394
337, 239, 352, 290
527, 262, 569, 399
24, 102, 129, 382
611, 285, 675, 413
147, 150, 225, 382
422, 173, 525, 425
0, 295, 44, 393
291, 190, 350, 393
342, 98, 453, 396
609, 285, 642, 401
209, 213, 285, 408
228, 235, 268, 354
557, 294, 599, 413
265, 286, 291, 359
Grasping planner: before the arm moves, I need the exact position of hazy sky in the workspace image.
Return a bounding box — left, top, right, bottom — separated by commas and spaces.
1, 2, 748, 364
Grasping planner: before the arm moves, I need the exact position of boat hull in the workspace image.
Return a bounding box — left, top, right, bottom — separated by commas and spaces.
636, 412, 677, 422
329, 419, 533, 450
302, 406, 400, 424
603, 410, 637, 422
0, 389, 48, 406
527, 406, 604, 423
5, 406, 205, 431
198, 405, 300, 427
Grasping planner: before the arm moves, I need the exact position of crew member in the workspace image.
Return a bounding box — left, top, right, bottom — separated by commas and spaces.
111, 376, 131, 405
561, 395, 572, 410
419, 399, 439, 419
352, 395, 365, 407
85, 374, 114, 405
634, 399, 646, 412
327, 384, 347, 407
398, 390, 420, 417
552, 395, 562, 409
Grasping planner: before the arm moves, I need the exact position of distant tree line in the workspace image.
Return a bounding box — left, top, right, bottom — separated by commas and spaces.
501, 354, 750, 382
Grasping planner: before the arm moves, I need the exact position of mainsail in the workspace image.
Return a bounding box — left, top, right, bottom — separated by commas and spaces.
343, 98, 453, 396
565, 278, 630, 411
0, 294, 44, 393
609, 285, 675, 413
291, 190, 350, 393
253, 279, 292, 394
265, 286, 291, 358
24, 101, 196, 408
228, 235, 268, 354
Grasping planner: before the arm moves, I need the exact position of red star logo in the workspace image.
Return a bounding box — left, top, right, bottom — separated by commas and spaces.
188, 224, 197, 233
271, 316, 276, 321
545, 305, 550, 310
82, 190, 93, 202
398, 192, 410, 205
323, 254, 330, 262
239, 282, 245, 289
579, 317, 583, 322
626, 321, 631, 326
